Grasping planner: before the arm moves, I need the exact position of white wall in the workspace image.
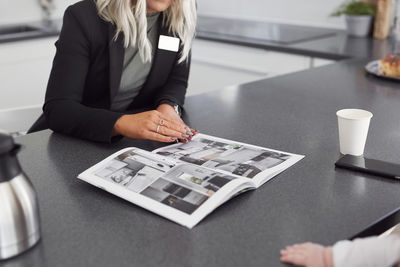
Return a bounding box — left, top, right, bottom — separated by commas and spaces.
1, 0, 346, 29
197, 0, 346, 29
0, 0, 79, 26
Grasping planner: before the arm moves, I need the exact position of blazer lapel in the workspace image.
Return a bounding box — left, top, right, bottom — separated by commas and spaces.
108, 23, 125, 102
142, 15, 179, 90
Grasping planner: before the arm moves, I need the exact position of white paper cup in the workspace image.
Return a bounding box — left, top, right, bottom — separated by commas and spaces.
337, 109, 373, 156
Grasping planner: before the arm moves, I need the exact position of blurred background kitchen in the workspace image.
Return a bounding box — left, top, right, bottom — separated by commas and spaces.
0, 0, 398, 136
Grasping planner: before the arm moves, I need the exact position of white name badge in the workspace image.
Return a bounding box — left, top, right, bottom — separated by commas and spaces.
158, 35, 180, 52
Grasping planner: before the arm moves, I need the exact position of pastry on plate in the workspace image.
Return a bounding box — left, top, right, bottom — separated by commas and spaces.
379, 54, 400, 78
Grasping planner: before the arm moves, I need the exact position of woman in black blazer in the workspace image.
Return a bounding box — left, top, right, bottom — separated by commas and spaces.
30, 0, 197, 143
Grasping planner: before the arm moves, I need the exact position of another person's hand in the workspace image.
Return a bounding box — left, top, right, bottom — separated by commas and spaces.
157, 104, 197, 142
280, 242, 333, 267
113, 110, 188, 142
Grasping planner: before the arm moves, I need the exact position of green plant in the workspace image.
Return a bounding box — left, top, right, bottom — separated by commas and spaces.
331, 0, 376, 16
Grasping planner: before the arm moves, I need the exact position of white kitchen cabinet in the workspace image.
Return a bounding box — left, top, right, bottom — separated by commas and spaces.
188, 39, 334, 95
188, 59, 267, 96
0, 37, 57, 110
0, 36, 335, 132
0, 37, 335, 108
312, 58, 335, 68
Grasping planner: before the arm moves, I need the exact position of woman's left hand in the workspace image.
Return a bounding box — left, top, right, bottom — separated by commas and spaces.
157, 104, 197, 142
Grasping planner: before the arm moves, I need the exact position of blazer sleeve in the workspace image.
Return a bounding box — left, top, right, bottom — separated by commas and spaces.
153, 51, 191, 108
43, 6, 124, 143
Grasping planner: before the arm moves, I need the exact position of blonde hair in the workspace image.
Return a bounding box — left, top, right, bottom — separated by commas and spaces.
95, 0, 196, 63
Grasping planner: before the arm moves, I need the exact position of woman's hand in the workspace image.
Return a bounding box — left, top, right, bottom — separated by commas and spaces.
157, 104, 183, 124
157, 104, 198, 142
113, 110, 188, 142
280, 242, 333, 267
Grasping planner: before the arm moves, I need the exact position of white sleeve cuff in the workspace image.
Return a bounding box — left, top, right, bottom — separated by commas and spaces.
333, 235, 400, 267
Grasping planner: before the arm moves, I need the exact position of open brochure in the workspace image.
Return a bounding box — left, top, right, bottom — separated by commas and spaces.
78, 133, 304, 228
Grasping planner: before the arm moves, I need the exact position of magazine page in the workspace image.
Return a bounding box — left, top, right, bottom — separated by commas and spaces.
78, 147, 254, 229
153, 133, 304, 187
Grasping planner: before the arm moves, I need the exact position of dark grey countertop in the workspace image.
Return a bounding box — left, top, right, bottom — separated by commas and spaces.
1, 57, 400, 266
196, 15, 400, 60
2, 13, 400, 267
0, 20, 61, 44
3, 15, 399, 62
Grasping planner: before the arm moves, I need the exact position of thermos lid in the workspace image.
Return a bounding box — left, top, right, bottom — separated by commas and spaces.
0, 133, 22, 183
0, 132, 15, 155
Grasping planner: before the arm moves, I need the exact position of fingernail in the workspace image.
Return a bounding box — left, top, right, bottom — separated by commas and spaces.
185, 127, 192, 134
181, 134, 189, 138
170, 137, 178, 142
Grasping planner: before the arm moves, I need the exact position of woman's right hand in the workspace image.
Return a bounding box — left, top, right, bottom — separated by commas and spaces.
112, 110, 189, 142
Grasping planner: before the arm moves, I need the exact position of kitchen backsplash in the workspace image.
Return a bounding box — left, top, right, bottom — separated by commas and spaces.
0, 0, 345, 28
197, 0, 346, 29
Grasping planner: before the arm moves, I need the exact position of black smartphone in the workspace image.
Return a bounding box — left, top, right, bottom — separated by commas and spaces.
335, 155, 400, 180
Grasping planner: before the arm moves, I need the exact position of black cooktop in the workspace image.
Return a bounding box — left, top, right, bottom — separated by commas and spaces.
197, 16, 338, 45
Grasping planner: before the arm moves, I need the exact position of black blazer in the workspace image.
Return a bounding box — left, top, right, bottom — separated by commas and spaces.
29, 0, 191, 143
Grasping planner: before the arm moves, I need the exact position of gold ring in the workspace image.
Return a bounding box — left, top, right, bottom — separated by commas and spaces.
156, 125, 161, 133
159, 119, 164, 126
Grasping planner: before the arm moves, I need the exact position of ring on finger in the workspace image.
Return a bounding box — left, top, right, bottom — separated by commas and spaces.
156, 124, 161, 133
159, 119, 164, 126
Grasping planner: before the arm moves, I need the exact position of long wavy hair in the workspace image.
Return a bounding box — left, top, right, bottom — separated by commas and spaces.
95, 0, 196, 63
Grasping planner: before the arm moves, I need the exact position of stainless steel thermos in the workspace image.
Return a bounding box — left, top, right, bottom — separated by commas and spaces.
0, 133, 40, 260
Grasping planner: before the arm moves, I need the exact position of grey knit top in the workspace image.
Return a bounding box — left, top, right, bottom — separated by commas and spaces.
111, 12, 160, 111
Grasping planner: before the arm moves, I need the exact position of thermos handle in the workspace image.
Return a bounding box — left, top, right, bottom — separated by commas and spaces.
9, 144, 22, 156
0, 144, 23, 183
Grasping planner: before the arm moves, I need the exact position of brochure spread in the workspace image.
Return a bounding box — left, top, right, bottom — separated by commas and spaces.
78, 133, 304, 228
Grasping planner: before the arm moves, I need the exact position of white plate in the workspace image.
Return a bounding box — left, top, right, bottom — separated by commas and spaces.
365, 60, 400, 82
